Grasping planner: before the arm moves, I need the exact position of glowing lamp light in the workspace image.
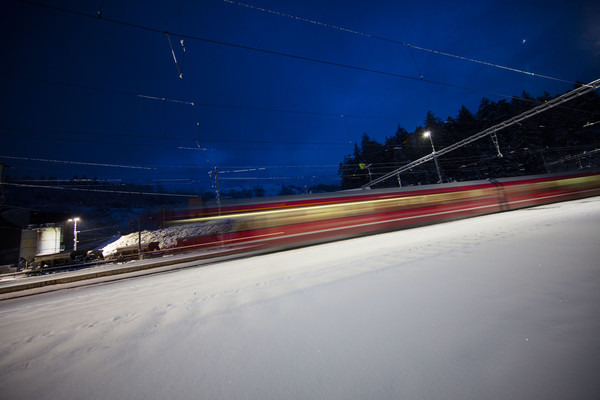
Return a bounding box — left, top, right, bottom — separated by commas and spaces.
68, 217, 80, 251
422, 130, 443, 183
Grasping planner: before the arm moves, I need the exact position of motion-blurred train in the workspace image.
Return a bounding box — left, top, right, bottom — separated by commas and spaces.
166, 171, 600, 255
22, 171, 600, 270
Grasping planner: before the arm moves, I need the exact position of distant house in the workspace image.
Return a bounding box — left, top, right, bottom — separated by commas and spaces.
0, 209, 70, 265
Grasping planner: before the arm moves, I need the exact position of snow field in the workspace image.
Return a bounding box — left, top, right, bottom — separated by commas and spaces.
1, 197, 599, 399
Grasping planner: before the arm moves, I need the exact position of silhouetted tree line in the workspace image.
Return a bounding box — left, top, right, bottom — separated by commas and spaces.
338, 85, 600, 189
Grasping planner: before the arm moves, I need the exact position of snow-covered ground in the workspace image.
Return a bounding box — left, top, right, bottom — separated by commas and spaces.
1, 197, 599, 399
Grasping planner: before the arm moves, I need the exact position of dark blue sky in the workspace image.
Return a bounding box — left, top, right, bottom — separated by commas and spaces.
1, 0, 599, 190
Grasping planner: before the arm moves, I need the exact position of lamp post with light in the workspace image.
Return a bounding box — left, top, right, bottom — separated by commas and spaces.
423, 131, 443, 183
364, 163, 373, 182
68, 217, 80, 251
359, 163, 374, 185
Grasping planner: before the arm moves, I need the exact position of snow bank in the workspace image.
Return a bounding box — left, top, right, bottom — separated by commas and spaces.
101, 221, 229, 257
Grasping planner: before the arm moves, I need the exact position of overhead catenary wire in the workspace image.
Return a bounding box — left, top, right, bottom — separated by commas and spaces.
0, 155, 155, 170
0, 130, 347, 157
0, 151, 347, 175
15, 0, 558, 105
0, 127, 351, 147
9, 0, 598, 192
408, 46, 424, 80
6, 71, 594, 123
1, 73, 413, 121
362, 77, 600, 188
1, 181, 197, 198
11, 2, 596, 123
193, 102, 409, 120
10, 0, 597, 147
223, 0, 576, 86
2, 131, 595, 181
0, 73, 195, 106
97, 0, 104, 18
166, 32, 183, 78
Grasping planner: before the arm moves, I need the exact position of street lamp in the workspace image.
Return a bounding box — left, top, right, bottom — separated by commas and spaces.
423, 131, 443, 183
364, 163, 373, 182
68, 217, 80, 251
359, 163, 373, 183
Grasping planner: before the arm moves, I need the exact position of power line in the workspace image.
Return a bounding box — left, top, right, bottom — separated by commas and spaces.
0, 73, 195, 106
363, 77, 600, 188
224, 0, 576, 86
1, 181, 197, 198
166, 32, 184, 79
16, 0, 549, 104
0, 127, 351, 147
0, 155, 154, 170
194, 102, 407, 120
1, 73, 410, 121
0, 152, 347, 174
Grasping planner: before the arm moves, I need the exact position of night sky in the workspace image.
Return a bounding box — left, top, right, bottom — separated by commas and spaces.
1, 0, 599, 191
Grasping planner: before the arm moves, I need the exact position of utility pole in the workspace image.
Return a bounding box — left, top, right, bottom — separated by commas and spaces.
213, 166, 224, 246
424, 131, 443, 183
214, 166, 221, 216
138, 215, 142, 259
0, 163, 8, 205
68, 218, 80, 251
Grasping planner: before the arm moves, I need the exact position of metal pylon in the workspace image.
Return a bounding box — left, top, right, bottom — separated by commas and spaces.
490, 130, 503, 157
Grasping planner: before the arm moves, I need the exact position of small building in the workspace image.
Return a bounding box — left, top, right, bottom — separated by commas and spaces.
0, 209, 70, 266
19, 224, 65, 266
